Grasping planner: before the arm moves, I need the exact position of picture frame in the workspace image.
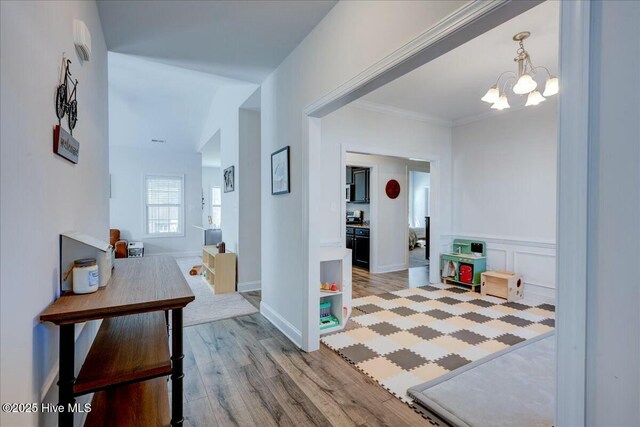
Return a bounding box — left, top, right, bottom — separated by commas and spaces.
271, 146, 290, 195
223, 165, 234, 193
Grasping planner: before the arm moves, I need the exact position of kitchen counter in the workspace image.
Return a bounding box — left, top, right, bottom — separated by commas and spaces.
346, 224, 370, 229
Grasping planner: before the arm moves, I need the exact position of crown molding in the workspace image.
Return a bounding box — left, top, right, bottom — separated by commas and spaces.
350, 99, 452, 127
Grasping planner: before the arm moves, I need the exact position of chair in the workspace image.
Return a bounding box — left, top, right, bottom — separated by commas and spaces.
110, 229, 128, 259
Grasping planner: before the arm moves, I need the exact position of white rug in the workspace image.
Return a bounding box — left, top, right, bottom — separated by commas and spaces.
175, 257, 258, 327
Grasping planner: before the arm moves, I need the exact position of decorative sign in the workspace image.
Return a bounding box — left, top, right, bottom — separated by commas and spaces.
385, 179, 401, 199
53, 125, 79, 164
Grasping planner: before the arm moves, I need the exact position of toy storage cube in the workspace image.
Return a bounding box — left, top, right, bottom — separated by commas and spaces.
481, 271, 523, 302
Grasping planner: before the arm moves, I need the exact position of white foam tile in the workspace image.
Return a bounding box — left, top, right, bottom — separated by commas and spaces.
351, 313, 385, 326
387, 317, 421, 330
408, 341, 451, 361
407, 303, 432, 313
437, 305, 467, 316
363, 336, 400, 356
482, 295, 505, 304
428, 320, 464, 334
510, 310, 546, 323
511, 327, 542, 340
381, 372, 421, 403
445, 292, 477, 302
392, 288, 422, 297
322, 332, 358, 350
458, 346, 491, 361
475, 307, 505, 319
468, 324, 505, 339
375, 300, 403, 310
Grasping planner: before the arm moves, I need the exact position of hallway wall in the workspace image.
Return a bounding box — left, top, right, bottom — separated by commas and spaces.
1, 1, 108, 425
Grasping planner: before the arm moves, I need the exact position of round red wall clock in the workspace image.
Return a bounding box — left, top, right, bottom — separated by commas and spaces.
385, 179, 400, 199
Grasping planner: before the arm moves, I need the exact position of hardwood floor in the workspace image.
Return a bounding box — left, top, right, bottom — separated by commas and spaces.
180, 269, 439, 426
181, 295, 434, 426
352, 266, 430, 298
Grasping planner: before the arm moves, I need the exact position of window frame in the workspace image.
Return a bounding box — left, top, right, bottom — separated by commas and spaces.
211, 186, 222, 229
143, 173, 185, 238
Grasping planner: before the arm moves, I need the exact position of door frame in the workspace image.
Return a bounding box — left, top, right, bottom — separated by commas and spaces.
303, 2, 590, 424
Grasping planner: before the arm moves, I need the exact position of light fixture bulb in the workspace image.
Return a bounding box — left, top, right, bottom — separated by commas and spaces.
543, 77, 559, 96
525, 90, 546, 106
513, 73, 537, 95
491, 94, 510, 110
481, 85, 500, 103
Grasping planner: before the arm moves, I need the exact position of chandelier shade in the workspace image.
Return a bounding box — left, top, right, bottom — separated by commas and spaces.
482, 32, 558, 109
525, 90, 546, 106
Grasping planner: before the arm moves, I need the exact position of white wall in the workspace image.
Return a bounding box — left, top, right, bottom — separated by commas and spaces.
451, 101, 557, 302
409, 170, 430, 228
1, 1, 108, 425
320, 104, 452, 249
199, 83, 259, 255
237, 108, 261, 290
584, 1, 640, 425
109, 146, 202, 256
202, 166, 222, 227
344, 153, 430, 273
261, 0, 465, 348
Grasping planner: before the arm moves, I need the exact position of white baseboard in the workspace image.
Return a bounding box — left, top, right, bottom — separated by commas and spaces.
238, 281, 261, 292
260, 301, 302, 348
374, 263, 407, 274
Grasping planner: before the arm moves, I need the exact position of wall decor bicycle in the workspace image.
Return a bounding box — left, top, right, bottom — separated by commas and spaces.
55, 55, 79, 134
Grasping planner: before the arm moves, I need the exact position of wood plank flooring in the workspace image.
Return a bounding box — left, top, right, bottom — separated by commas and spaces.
352, 266, 429, 298
181, 269, 439, 426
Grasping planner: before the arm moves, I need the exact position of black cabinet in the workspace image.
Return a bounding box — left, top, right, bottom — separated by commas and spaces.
352, 168, 370, 204
346, 227, 354, 250
346, 227, 369, 270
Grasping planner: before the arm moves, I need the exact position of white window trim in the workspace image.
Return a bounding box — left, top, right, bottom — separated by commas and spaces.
142, 173, 185, 238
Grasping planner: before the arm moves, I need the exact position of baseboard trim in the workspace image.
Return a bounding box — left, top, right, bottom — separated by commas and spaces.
375, 263, 408, 274
260, 301, 303, 348
238, 281, 261, 292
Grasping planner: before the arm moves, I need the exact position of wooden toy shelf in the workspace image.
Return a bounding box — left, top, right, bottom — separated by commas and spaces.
202, 245, 236, 294
40, 256, 195, 427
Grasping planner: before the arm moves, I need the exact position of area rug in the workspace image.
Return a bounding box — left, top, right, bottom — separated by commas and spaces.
409, 332, 555, 427
175, 257, 258, 327
321, 283, 555, 403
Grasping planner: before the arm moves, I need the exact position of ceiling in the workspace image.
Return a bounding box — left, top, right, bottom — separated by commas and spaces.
97, 0, 337, 83
361, 1, 560, 124
108, 52, 237, 152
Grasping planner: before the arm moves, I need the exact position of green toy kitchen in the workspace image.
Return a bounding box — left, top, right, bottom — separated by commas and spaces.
440, 239, 487, 291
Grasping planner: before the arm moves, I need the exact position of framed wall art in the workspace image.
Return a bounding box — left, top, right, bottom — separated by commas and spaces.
271, 146, 290, 195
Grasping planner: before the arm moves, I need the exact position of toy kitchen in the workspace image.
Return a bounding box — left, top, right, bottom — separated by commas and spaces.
440, 239, 487, 291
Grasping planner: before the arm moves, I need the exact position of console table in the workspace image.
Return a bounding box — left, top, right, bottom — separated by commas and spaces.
40, 256, 195, 427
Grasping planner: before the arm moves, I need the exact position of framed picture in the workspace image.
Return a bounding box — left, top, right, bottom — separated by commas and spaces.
271, 146, 290, 195
223, 166, 234, 193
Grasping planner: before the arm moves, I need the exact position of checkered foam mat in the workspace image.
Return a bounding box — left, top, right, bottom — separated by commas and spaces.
321, 283, 555, 403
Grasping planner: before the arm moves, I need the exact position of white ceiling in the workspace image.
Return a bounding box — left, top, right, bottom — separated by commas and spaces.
108, 52, 237, 152
361, 1, 560, 124
97, 0, 337, 83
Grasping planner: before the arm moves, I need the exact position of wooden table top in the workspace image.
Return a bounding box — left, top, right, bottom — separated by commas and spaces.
40, 256, 195, 325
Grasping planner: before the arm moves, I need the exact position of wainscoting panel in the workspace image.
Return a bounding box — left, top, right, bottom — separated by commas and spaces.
444, 234, 556, 303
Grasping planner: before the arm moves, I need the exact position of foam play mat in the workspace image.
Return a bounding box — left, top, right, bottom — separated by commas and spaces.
321, 283, 555, 403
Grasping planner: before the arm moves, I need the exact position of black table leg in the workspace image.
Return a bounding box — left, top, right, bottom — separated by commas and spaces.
58, 324, 75, 427
171, 308, 184, 426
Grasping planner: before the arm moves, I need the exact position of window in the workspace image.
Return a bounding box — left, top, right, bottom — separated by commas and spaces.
211, 186, 221, 229
144, 174, 184, 236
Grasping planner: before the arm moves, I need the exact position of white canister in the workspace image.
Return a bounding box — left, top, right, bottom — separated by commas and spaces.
72, 258, 100, 294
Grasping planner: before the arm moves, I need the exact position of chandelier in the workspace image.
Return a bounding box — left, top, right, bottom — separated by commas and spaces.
481, 31, 559, 110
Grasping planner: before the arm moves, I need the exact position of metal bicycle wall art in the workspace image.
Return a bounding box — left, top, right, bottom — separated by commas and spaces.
55, 55, 78, 134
